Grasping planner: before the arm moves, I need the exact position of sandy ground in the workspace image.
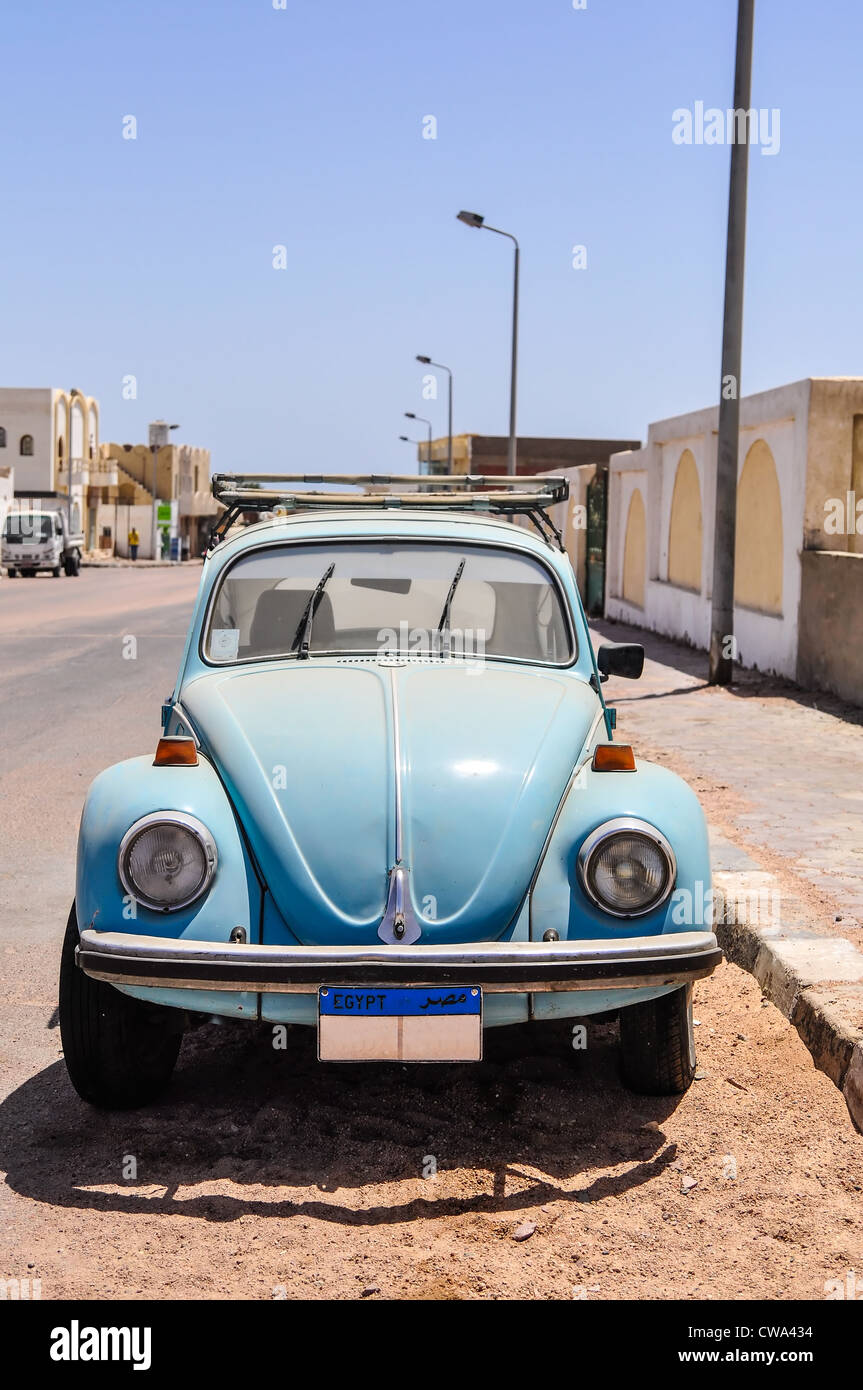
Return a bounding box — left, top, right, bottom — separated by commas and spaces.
1, 571, 862, 1300
2, 960, 862, 1301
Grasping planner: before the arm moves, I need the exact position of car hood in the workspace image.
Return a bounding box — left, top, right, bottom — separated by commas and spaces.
182, 660, 599, 944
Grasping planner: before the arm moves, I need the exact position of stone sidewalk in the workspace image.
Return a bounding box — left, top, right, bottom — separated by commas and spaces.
594, 618, 863, 1129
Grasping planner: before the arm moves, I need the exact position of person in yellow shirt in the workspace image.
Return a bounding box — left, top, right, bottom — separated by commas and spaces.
128, 527, 140, 561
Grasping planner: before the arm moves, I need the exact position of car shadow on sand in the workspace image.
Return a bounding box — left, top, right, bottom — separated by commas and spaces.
1, 1018, 684, 1227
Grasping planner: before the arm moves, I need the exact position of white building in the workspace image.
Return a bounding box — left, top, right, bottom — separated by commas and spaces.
0, 465, 14, 536
604, 377, 863, 698
0, 387, 103, 534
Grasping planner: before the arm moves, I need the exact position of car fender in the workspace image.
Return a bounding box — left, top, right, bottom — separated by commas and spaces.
76, 754, 262, 946
529, 757, 712, 941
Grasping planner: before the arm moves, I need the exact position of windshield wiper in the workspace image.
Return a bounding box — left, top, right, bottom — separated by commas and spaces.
292, 563, 335, 659
436, 558, 466, 655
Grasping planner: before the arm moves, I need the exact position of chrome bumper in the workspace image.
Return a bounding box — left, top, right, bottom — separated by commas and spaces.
76, 928, 722, 994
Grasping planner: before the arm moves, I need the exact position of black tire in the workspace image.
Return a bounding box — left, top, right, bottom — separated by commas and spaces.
6, 569, 16, 578
619, 984, 696, 1095
64, 554, 80, 577
52, 566, 62, 578
59, 904, 182, 1109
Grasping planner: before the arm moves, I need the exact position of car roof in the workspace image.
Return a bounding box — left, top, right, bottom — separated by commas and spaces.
212, 508, 561, 563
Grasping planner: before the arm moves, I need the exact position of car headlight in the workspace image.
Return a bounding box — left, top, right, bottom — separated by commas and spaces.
577, 817, 676, 918
118, 812, 217, 912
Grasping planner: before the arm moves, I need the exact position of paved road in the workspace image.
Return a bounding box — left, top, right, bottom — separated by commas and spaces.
0, 573, 861, 1300
0, 567, 200, 943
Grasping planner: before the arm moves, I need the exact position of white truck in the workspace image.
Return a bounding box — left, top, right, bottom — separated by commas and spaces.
1, 507, 84, 578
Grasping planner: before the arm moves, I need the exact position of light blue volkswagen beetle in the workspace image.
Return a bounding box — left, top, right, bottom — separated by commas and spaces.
60, 473, 721, 1108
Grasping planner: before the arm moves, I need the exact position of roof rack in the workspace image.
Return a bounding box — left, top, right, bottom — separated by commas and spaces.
208, 473, 569, 551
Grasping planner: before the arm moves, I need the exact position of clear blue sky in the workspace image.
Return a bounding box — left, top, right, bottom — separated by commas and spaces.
0, 0, 859, 473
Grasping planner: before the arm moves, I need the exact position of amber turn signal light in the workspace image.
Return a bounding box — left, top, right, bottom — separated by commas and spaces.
153, 736, 198, 767
591, 743, 636, 773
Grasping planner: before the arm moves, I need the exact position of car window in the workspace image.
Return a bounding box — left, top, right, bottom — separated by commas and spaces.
205, 541, 573, 666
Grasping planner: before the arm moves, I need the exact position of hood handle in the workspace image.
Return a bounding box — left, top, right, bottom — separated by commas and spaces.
378, 864, 423, 946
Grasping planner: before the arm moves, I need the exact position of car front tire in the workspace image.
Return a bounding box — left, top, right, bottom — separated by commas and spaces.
619, 984, 696, 1095
59, 904, 183, 1109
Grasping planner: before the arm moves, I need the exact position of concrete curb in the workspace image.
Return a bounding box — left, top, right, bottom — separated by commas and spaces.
713, 870, 863, 1132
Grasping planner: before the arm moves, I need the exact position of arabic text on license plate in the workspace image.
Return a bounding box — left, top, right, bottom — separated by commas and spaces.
318, 986, 482, 1062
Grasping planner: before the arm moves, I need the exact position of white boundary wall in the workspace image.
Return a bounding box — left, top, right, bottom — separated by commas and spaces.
605, 380, 811, 679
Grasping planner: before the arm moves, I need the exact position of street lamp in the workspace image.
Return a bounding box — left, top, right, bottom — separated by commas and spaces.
404, 413, 433, 475
416, 356, 453, 473
399, 434, 424, 474
148, 421, 180, 559
457, 209, 520, 475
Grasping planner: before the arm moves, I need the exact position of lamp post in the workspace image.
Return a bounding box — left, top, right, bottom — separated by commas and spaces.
404, 413, 433, 475
457, 210, 519, 475
399, 435, 424, 477
148, 420, 180, 560
416, 356, 453, 473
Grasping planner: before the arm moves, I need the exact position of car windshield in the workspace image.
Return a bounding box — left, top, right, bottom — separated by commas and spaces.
205, 541, 573, 665
3, 515, 53, 542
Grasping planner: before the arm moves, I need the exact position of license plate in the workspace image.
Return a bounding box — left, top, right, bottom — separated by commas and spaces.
318, 986, 482, 1062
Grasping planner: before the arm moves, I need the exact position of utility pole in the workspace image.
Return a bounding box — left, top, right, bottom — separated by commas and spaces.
708, 0, 755, 685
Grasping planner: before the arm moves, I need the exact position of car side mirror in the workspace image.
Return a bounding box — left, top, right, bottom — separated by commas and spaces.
597, 642, 644, 680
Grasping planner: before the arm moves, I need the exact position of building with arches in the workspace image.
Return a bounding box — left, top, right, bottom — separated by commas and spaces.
605, 377, 863, 700
0, 387, 104, 538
